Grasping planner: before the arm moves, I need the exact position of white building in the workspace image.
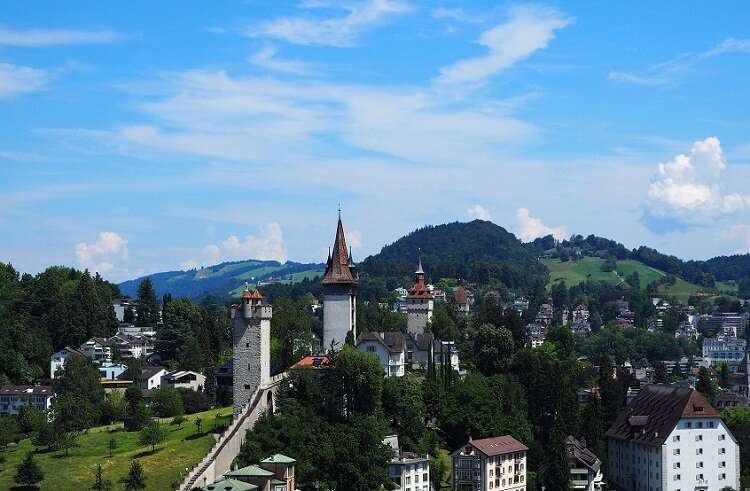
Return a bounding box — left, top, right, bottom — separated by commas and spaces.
606, 384, 740, 491
357, 332, 405, 377
139, 366, 168, 391
385, 434, 431, 491
702, 336, 746, 368
452, 435, 528, 491
50, 346, 86, 378
162, 370, 206, 391
79, 337, 113, 363
566, 435, 604, 491
98, 361, 128, 380
0, 385, 54, 415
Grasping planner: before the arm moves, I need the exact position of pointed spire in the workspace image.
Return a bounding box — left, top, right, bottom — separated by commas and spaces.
416, 248, 424, 275
322, 212, 357, 285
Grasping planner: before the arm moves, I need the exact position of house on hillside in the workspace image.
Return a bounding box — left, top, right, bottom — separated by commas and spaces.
356, 332, 406, 377
384, 434, 430, 491
0, 385, 54, 415
80, 337, 113, 363
566, 435, 604, 490
451, 435, 528, 491
50, 345, 86, 378
162, 370, 206, 391
606, 384, 740, 491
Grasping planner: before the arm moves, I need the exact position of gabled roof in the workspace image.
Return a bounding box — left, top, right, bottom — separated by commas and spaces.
456, 435, 528, 457
260, 453, 296, 464
0, 385, 54, 396
605, 384, 720, 446
54, 346, 86, 357
225, 465, 275, 478
293, 355, 333, 370
565, 435, 601, 472
140, 366, 167, 380
322, 217, 357, 285
204, 478, 257, 491
453, 287, 469, 305
357, 331, 405, 354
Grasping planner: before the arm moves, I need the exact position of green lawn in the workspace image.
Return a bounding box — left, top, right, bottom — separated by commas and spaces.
0, 407, 232, 491
543, 257, 733, 301
543, 257, 623, 287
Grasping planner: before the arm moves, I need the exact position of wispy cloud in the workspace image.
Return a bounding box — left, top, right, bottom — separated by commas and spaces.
435, 5, 571, 86
466, 204, 492, 220
181, 223, 288, 269
0, 62, 49, 98
249, 46, 317, 76
0, 26, 120, 47
610, 38, 750, 86
431, 7, 483, 23
251, 0, 412, 47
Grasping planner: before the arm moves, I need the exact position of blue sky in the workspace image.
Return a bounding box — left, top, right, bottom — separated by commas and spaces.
2, 1, 750, 282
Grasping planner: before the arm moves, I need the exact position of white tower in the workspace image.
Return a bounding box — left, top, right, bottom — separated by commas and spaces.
322, 215, 358, 352
232, 287, 271, 415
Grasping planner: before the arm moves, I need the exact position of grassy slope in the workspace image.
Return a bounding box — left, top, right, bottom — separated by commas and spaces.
543, 257, 727, 301
0, 407, 232, 491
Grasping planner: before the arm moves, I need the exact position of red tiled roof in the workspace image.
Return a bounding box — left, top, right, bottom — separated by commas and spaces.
406, 262, 433, 300
322, 218, 357, 285
463, 435, 528, 457
606, 384, 720, 446
454, 287, 469, 304
293, 355, 333, 370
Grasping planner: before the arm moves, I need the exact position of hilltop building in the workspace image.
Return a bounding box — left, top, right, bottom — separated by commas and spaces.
606, 384, 740, 491
406, 259, 434, 337
322, 216, 358, 352
232, 287, 272, 415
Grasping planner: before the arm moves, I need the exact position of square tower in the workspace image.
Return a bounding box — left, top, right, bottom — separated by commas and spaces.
233, 288, 271, 415
322, 216, 358, 352
406, 258, 434, 337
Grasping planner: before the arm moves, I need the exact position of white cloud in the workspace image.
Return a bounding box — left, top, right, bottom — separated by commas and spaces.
253, 0, 411, 47
249, 46, 316, 75
515, 208, 567, 242
435, 5, 570, 86
75, 231, 129, 276
466, 204, 492, 220
431, 8, 482, 23
610, 38, 750, 86
184, 223, 288, 268
0, 26, 119, 47
0, 63, 49, 98
645, 137, 750, 225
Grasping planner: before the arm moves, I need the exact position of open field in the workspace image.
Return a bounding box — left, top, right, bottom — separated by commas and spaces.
0, 407, 232, 491
542, 257, 734, 301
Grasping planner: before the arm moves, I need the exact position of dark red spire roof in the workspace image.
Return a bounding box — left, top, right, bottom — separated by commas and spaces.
407, 259, 432, 299
322, 217, 357, 285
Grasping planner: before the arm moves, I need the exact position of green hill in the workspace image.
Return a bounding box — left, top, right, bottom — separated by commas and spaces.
119, 260, 324, 300
544, 256, 736, 301
360, 220, 547, 292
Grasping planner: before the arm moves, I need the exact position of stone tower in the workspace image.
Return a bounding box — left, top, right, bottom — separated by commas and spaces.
232, 287, 271, 415
406, 258, 434, 336
322, 216, 358, 352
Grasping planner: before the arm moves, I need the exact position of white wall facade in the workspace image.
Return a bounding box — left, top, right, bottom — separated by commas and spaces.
358, 340, 405, 377
608, 417, 740, 491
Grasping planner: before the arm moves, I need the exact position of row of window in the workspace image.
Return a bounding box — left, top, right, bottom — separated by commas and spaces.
673, 461, 728, 469
403, 472, 428, 485
672, 447, 727, 455
488, 474, 524, 489
672, 473, 727, 481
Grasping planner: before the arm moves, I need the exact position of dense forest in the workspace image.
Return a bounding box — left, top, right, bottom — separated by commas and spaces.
360, 220, 548, 295
0, 263, 119, 384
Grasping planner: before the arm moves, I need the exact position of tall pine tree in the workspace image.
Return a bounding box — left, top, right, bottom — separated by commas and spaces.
135, 278, 159, 327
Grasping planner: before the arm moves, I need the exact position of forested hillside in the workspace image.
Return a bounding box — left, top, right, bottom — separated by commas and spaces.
360, 220, 547, 294
0, 263, 120, 383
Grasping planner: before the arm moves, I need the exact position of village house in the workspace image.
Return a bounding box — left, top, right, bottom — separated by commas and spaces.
356, 331, 406, 377
0, 385, 54, 416
702, 336, 746, 369
162, 370, 206, 391
50, 345, 86, 378
385, 435, 431, 491
565, 435, 604, 491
